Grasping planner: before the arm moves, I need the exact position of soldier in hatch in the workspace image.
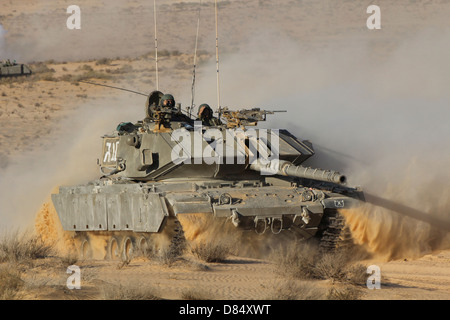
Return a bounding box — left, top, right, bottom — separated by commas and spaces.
160, 94, 176, 109
154, 93, 191, 123
197, 104, 221, 126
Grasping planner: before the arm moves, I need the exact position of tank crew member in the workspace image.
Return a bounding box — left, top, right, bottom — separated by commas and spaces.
197, 104, 221, 126
147, 93, 175, 121
160, 94, 176, 109
159, 93, 193, 123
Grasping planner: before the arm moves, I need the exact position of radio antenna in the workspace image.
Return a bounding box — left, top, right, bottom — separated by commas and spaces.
214, 0, 221, 111
153, 0, 159, 90
78, 80, 147, 96
190, 0, 202, 118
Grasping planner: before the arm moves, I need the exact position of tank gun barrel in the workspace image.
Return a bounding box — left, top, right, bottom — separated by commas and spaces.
250, 160, 347, 184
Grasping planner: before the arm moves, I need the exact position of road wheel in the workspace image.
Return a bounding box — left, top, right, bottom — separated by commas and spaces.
107, 236, 122, 260
122, 236, 135, 262
136, 235, 149, 255
80, 237, 93, 260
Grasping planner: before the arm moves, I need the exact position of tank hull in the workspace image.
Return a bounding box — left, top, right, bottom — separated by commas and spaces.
52, 178, 363, 242
0, 64, 32, 77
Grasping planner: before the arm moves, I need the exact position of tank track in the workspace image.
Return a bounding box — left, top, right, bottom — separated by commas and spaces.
74, 217, 187, 261
317, 209, 353, 252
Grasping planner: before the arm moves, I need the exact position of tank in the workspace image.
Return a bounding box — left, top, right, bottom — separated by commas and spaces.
0, 60, 32, 77
51, 90, 365, 260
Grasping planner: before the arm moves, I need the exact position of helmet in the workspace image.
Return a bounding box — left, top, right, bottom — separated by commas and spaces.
160, 94, 175, 108
198, 104, 212, 118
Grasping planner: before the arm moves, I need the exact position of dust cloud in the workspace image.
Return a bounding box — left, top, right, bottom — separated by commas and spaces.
0, 93, 146, 232
187, 26, 450, 260
177, 213, 297, 258
1, 1, 202, 62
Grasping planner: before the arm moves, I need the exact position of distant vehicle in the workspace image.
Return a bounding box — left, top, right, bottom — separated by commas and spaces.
0, 60, 32, 77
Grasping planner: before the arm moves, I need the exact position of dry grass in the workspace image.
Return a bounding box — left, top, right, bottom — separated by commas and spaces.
326, 285, 363, 300
180, 287, 212, 300
272, 242, 367, 284
100, 283, 160, 300
268, 280, 326, 300
145, 232, 187, 267
0, 230, 53, 264
95, 58, 112, 66
190, 240, 232, 263
271, 242, 368, 299
0, 265, 24, 300
272, 242, 318, 279
155, 247, 183, 267
60, 251, 79, 266
313, 251, 367, 284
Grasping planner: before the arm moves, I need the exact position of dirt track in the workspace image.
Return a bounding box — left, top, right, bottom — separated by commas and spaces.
1, 0, 450, 300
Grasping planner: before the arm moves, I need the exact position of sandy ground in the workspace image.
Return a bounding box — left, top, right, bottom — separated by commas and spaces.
1, 0, 450, 301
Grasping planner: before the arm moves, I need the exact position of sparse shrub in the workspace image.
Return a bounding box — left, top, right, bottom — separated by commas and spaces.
347, 264, 369, 286
0, 265, 24, 299
272, 243, 368, 300
60, 251, 79, 266
190, 240, 231, 263
149, 231, 187, 267
157, 246, 183, 266
96, 58, 112, 66
314, 251, 352, 282
77, 64, 94, 72
109, 64, 133, 74
181, 287, 211, 300
272, 242, 318, 279
327, 285, 363, 300
272, 243, 367, 283
101, 283, 160, 300
268, 280, 325, 300
0, 231, 53, 264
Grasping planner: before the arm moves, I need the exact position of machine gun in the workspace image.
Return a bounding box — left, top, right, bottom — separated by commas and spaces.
218, 107, 286, 129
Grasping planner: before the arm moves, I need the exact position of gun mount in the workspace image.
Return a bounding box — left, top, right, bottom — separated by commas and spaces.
219, 107, 286, 128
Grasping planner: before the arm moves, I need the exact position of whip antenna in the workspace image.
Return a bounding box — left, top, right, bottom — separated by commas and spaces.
153, 0, 159, 90
214, 0, 221, 111
190, 0, 202, 118
78, 80, 148, 96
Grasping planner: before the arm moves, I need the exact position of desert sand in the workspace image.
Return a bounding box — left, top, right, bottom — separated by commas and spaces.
1, 0, 450, 302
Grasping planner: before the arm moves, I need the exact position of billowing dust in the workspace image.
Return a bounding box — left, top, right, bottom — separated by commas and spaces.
177, 213, 297, 259
34, 197, 77, 257
340, 185, 450, 261
34, 188, 111, 260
